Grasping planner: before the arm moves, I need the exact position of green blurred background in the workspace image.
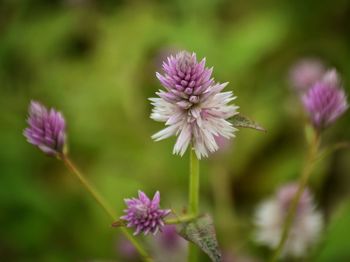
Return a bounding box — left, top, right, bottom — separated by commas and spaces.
1, 0, 350, 261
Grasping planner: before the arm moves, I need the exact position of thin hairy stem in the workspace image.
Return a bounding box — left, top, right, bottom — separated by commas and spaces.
166, 214, 197, 224
188, 149, 200, 262
62, 155, 153, 262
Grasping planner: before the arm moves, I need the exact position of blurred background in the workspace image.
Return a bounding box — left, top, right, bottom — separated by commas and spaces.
1, 0, 350, 261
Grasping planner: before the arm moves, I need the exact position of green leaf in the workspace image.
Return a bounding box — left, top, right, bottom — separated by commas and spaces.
179, 214, 222, 262
315, 201, 350, 261
229, 114, 266, 132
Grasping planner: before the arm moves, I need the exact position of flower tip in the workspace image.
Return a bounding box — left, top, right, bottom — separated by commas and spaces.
222, 81, 229, 88
152, 191, 160, 205
138, 190, 149, 202
29, 100, 44, 114
155, 71, 162, 78
29, 99, 40, 107
322, 69, 340, 86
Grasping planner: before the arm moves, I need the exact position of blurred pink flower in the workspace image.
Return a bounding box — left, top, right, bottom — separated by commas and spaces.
289, 58, 325, 91
254, 184, 323, 257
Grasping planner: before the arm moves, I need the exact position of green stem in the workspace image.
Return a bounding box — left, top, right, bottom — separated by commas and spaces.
166, 214, 197, 224
269, 132, 320, 262
188, 149, 200, 262
62, 155, 153, 262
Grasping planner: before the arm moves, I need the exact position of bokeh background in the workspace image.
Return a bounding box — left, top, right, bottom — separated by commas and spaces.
1, 0, 350, 261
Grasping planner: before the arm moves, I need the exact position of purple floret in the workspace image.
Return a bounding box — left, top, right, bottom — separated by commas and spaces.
156, 51, 214, 109
121, 191, 171, 236
24, 100, 66, 157
302, 70, 348, 130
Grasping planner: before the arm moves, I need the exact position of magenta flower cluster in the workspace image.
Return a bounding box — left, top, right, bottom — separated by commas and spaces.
151, 51, 238, 158
121, 191, 171, 235
302, 70, 348, 130
155, 51, 214, 108
24, 101, 66, 157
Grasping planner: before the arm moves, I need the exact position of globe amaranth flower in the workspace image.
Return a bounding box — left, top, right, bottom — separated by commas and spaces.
254, 184, 323, 258
302, 69, 348, 130
289, 58, 325, 91
121, 191, 171, 235
24, 100, 66, 157
150, 51, 238, 159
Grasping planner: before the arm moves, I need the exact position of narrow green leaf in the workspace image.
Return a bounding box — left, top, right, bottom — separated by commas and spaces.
230, 114, 266, 132
179, 214, 222, 262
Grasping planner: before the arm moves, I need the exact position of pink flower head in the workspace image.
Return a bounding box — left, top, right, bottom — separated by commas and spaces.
254, 183, 323, 257
276, 183, 312, 216
24, 101, 66, 157
302, 69, 348, 130
289, 58, 325, 91
121, 191, 171, 236
150, 51, 238, 159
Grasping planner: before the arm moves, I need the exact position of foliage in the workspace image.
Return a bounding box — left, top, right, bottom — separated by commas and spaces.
0, 0, 350, 261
